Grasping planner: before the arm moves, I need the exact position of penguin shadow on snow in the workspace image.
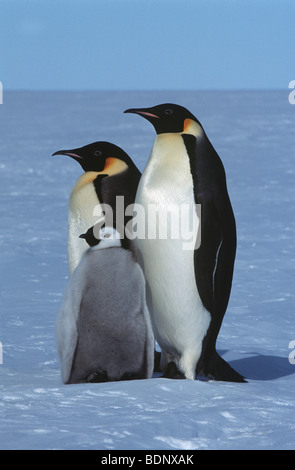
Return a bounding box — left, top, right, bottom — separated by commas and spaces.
219, 350, 295, 381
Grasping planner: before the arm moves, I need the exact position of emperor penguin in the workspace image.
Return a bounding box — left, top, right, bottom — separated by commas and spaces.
124, 103, 245, 382
52, 142, 141, 275
56, 225, 154, 384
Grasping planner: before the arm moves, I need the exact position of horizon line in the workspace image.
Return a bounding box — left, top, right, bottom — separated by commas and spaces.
1, 87, 288, 93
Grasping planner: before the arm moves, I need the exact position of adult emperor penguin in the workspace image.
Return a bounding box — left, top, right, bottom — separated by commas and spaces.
52, 142, 141, 275
56, 225, 154, 384
124, 103, 245, 382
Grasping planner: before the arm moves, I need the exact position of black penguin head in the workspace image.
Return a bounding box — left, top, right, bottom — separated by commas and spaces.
52, 141, 134, 173
124, 103, 202, 135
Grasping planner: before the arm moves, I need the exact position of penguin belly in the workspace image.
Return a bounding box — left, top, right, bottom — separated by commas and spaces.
134, 134, 211, 380
68, 172, 104, 275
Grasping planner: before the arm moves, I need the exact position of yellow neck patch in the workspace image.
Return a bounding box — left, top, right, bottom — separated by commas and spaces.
103, 157, 128, 175
72, 171, 100, 193
182, 118, 202, 137
70, 159, 128, 194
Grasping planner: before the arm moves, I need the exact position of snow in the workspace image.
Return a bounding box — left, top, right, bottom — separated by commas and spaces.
0, 90, 295, 450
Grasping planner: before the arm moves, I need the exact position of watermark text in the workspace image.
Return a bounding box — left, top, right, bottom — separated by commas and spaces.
288, 80, 295, 105
289, 340, 295, 364
100, 453, 194, 466
92, 197, 201, 251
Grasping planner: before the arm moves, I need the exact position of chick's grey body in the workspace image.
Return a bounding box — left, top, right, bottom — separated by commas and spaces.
57, 240, 154, 384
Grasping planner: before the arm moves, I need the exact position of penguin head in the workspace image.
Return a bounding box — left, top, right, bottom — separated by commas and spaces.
79, 225, 122, 250
79, 226, 99, 247
52, 141, 134, 173
124, 103, 202, 135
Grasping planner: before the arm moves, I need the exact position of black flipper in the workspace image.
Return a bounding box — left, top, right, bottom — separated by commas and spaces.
94, 167, 141, 236
182, 134, 245, 383
93, 168, 141, 255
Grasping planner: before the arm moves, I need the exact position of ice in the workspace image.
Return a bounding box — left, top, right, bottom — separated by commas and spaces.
0, 90, 295, 450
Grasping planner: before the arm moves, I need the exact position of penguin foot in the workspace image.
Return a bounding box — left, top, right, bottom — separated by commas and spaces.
198, 353, 247, 383
87, 370, 109, 383
120, 371, 143, 381
163, 361, 186, 379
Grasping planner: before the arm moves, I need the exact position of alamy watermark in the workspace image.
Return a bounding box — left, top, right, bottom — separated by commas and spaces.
91, 197, 201, 251
0, 81, 2, 104
0, 341, 3, 364
288, 80, 295, 104
288, 340, 295, 365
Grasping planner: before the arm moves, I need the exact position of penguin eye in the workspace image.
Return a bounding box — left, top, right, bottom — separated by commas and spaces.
94, 150, 102, 157
165, 109, 173, 115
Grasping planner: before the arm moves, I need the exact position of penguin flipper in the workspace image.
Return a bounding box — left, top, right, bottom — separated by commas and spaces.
194, 182, 237, 307
94, 168, 140, 236
194, 199, 225, 315
56, 266, 85, 384
194, 199, 244, 382
56, 304, 79, 384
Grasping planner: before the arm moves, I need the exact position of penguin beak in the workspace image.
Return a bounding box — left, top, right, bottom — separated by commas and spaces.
124, 108, 160, 120
52, 149, 84, 160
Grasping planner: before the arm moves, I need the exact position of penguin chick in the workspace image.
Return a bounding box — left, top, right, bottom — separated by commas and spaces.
52, 142, 141, 275
56, 226, 154, 384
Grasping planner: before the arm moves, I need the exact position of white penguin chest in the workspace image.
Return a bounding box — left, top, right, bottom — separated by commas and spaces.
134, 134, 210, 374
138, 134, 192, 201
68, 172, 104, 275
135, 134, 198, 245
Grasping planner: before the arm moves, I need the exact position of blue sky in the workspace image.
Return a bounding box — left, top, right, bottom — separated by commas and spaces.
0, 0, 294, 90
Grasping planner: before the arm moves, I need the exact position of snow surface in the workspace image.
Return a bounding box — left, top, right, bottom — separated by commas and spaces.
0, 90, 295, 450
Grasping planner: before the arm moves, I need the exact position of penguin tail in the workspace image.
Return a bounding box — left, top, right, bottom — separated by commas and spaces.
199, 352, 247, 383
